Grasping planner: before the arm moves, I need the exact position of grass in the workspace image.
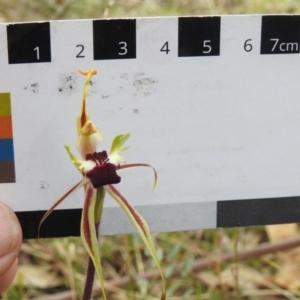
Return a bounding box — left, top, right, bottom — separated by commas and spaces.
2, 226, 288, 299
1, 0, 300, 299
2, 228, 269, 299
2, 0, 300, 22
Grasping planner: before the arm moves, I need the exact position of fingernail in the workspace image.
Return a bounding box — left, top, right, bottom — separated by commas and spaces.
0, 203, 21, 257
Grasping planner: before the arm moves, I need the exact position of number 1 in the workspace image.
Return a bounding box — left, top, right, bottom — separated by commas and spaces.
34, 46, 40, 60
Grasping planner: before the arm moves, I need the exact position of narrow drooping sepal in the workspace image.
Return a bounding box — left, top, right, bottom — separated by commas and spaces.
38, 178, 89, 238
118, 163, 158, 190
81, 183, 107, 300
105, 184, 166, 300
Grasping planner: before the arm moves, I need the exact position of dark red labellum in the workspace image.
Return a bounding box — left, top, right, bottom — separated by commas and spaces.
86, 163, 121, 188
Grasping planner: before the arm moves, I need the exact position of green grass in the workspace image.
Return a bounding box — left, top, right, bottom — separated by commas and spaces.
2, 0, 300, 22
1, 227, 278, 299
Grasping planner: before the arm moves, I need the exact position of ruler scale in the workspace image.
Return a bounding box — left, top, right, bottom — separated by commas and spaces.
1, 15, 300, 238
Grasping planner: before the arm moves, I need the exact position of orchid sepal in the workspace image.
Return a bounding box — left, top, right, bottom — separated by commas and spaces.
105, 184, 166, 300
76, 69, 103, 158
76, 68, 96, 135
118, 163, 158, 190
38, 178, 88, 238
76, 121, 103, 159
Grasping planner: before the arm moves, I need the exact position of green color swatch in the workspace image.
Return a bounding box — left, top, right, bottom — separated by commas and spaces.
0, 93, 11, 116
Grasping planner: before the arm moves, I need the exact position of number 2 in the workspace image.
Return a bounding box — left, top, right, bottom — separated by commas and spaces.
76, 45, 85, 58
118, 42, 127, 55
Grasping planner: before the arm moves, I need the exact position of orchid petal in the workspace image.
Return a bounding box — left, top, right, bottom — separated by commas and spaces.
76, 126, 103, 159
38, 178, 88, 238
76, 69, 103, 158
65, 145, 96, 174
109, 133, 130, 165
81, 183, 107, 300
105, 184, 166, 300
118, 163, 158, 190
64, 145, 83, 170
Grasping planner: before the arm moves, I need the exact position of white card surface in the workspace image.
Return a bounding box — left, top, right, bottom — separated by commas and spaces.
1, 15, 300, 238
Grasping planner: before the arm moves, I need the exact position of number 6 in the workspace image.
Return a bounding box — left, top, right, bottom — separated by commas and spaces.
244, 39, 252, 52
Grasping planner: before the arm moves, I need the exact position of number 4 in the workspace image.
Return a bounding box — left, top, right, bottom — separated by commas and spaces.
161, 42, 170, 54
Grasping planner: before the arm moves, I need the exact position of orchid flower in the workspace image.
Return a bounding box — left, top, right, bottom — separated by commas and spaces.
39, 69, 166, 300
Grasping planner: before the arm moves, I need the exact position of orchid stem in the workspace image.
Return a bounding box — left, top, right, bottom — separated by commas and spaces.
82, 257, 95, 300
82, 222, 99, 300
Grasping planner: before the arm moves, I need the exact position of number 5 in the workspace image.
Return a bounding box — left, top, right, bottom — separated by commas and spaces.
118, 42, 127, 55
203, 40, 212, 53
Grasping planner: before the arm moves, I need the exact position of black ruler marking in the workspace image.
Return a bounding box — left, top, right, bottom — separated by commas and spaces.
93, 19, 136, 60
16, 209, 81, 239
217, 196, 300, 227
261, 15, 300, 55
7, 22, 51, 64
178, 16, 221, 57
5, 16, 300, 64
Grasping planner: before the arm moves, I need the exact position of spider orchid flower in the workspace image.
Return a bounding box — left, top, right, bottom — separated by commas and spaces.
39, 69, 166, 300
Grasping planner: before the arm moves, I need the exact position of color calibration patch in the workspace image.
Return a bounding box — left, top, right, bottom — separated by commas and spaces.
0, 93, 15, 183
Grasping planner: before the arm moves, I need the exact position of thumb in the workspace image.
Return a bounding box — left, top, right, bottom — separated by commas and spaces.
0, 202, 22, 293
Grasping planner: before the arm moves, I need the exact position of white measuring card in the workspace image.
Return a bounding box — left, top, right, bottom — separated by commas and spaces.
1, 15, 300, 238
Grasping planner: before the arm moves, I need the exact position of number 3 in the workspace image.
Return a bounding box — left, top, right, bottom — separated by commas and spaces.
118, 42, 127, 55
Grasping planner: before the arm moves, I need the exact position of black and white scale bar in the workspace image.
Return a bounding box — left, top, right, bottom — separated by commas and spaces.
17, 202, 216, 239
18, 196, 300, 239
16, 209, 82, 239
6, 14, 300, 65
4, 14, 300, 239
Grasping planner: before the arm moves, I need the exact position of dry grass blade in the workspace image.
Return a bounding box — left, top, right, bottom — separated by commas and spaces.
30, 235, 300, 300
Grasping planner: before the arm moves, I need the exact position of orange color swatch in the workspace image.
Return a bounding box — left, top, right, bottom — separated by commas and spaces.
0, 116, 13, 139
